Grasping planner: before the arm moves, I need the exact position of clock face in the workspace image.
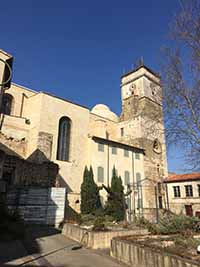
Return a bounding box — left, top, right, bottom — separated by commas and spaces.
150, 82, 157, 96
153, 139, 162, 154
128, 83, 139, 97
129, 83, 136, 95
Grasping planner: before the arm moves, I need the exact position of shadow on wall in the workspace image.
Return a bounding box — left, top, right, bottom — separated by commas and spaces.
27, 149, 51, 163
2, 149, 58, 187
61, 197, 81, 225
6, 186, 69, 226
56, 173, 73, 193
0, 191, 65, 266
1, 144, 70, 226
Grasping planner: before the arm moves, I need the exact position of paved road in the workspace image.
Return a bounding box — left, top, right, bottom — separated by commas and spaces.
19, 226, 128, 267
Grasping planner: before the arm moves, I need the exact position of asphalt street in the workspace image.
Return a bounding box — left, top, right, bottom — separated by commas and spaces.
19, 226, 128, 267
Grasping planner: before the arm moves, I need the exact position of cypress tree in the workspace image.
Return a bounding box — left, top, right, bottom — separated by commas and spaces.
80, 166, 102, 214
80, 166, 90, 214
105, 166, 126, 221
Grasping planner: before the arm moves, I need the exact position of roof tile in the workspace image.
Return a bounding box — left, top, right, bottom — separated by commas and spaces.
165, 173, 200, 183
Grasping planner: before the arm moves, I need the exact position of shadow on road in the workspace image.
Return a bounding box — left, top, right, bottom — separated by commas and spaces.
0, 225, 61, 267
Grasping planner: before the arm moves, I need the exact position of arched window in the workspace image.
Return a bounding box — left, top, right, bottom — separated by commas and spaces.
1, 93, 13, 115
56, 117, 71, 161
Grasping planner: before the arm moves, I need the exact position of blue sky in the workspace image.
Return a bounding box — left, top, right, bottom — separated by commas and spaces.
1, 0, 183, 173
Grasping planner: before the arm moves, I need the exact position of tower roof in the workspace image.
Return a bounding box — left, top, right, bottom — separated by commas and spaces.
121, 64, 160, 79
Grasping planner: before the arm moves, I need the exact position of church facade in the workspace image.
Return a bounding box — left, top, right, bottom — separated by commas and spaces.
0, 49, 168, 221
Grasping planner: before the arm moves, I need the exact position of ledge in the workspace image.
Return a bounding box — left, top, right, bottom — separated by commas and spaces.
111, 236, 199, 267
62, 223, 148, 249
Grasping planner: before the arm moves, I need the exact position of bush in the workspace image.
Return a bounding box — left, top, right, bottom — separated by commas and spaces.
104, 215, 115, 222
157, 214, 199, 234
174, 235, 200, 249
137, 214, 200, 235
92, 216, 107, 231
81, 214, 95, 226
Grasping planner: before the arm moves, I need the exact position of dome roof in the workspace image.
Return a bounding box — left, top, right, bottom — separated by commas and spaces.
91, 104, 119, 122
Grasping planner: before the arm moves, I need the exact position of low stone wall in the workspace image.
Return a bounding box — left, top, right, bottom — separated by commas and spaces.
62, 223, 148, 249
111, 237, 199, 267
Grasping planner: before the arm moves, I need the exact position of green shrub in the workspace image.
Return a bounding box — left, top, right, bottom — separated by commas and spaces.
104, 215, 115, 222
174, 236, 200, 249
81, 214, 95, 225
157, 214, 199, 234
92, 216, 107, 231
138, 214, 200, 235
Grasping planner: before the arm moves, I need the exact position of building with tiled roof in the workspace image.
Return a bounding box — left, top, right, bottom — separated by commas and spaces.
165, 173, 200, 217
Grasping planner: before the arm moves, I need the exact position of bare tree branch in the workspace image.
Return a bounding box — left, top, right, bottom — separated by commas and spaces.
161, 0, 200, 171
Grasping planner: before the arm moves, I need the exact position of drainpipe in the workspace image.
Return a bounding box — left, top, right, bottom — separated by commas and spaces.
140, 183, 144, 217
20, 93, 27, 117
155, 185, 159, 223
106, 131, 110, 187
165, 182, 170, 210
131, 150, 135, 221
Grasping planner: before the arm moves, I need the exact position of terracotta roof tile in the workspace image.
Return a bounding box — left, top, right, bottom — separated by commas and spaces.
165, 173, 200, 183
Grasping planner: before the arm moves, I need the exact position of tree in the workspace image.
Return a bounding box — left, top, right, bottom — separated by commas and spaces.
105, 167, 126, 221
80, 166, 102, 214
161, 0, 200, 171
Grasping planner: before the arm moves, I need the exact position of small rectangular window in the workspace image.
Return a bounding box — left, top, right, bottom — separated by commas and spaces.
198, 185, 200, 197
126, 197, 131, 209
136, 172, 141, 186
111, 146, 117, 154
124, 149, 129, 157
124, 171, 130, 185
98, 143, 104, 152
173, 186, 181, 198
158, 183, 162, 194
158, 196, 163, 209
185, 185, 193, 197
120, 128, 124, 137
137, 198, 142, 209
97, 167, 104, 183
135, 153, 140, 160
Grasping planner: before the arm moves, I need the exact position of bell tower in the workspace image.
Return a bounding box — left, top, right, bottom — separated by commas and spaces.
120, 63, 167, 178
120, 63, 162, 121
120, 63, 168, 218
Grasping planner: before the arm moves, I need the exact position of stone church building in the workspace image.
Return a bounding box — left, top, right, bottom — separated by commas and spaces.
0, 49, 168, 221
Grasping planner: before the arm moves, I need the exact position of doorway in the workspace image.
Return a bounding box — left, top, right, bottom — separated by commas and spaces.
185, 205, 193, 217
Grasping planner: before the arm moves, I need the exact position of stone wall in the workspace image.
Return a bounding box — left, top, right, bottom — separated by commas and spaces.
62, 223, 148, 249
37, 131, 53, 161
3, 154, 58, 187
7, 187, 66, 225
0, 131, 27, 158
14, 159, 58, 187
111, 237, 199, 267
